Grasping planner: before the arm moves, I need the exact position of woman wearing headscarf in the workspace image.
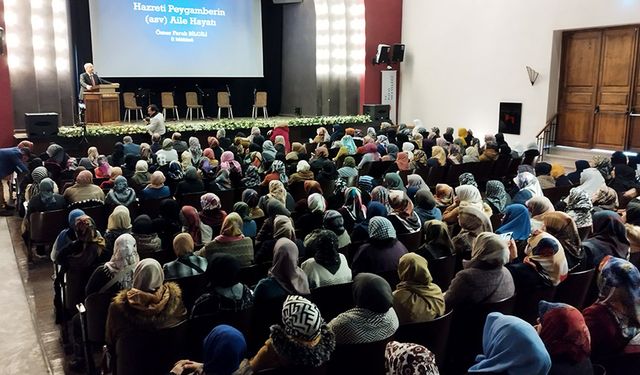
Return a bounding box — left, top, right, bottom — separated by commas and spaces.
350, 201, 387, 244
94, 155, 112, 179
417, 220, 454, 261
261, 140, 277, 164
507, 226, 568, 291
104, 176, 136, 208
180, 150, 193, 172
411, 150, 429, 170
624, 200, 640, 262
294, 193, 325, 239
577, 167, 606, 197
140, 171, 170, 200
328, 273, 398, 344
610, 163, 639, 193
371, 185, 392, 213
458, 172, 477, 187
131, 214, 162, 256
340, 134, 357, 155
163, 232, 208, 279
405, 174, 427, 198
496, 204, 532, 257
395, 151, 411, 172
56, 215, 105, 290
527, 196, 555, 223
583, 256, 640, 360
535, 162, 556, 189
254, 238, 310, 302
566, 187, 593, 239
537, 301, 593, 375
51, 209, 85, 262
105, 258, 186, 346
322, 210, 351, 249
352, 217, 408, 276
181, 205, 213, 246
566, 160, 590, 185
356, 142, 381, 169
174, 166, 205, 199
427, 146, 446, 167
442, 185, 491, 224
434, 183, 454, 210
187, 136, 203, 166
79, 146, 99, 169
542, 212, 584, 271
468, 312, 551, 374
447, 143, 462, 165
592, 155, 613, 182
24, 177, 66, 222
582, 211, 630, 267
551, 163, 573, 187
156, 139, 179, 163
384, 172, 406, 192
446, 233, 515, 309
171, 325, 248, 375
103, 205, 132, 254
233, 201, 257, 238
384, 341, 440, 375
388, 190, 422, 235
63, 170, 105, 204
337, 156, 358, 180
130, 160, 151, 192
199, 192, 227, 230
463, 146, 480, 163
484, 180, 510, 215
287, 160, 314, 185
86, 233, 139, 296
591, 186, 619, 212
198, 213, 253, 266
25, 166, 52, 201
513, 171, 544, 201
414, 188, 442, 224
479, 141, 499, 162
392, 253, 445, 324
337, 187, 366, 233
301, 229, 352, 289
452, 206, 494, 259
242, 189, 264, 220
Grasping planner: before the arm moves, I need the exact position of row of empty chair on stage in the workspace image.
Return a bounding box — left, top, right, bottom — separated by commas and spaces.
122, 91, 269, 122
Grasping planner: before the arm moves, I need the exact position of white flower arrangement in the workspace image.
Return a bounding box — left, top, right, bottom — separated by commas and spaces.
57, 115, 372, 138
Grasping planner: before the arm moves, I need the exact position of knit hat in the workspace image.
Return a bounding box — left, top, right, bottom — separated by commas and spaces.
369, 216, 396, 240
281, 295, 324, 341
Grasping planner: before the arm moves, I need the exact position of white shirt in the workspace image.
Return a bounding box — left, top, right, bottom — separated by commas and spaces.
301, 253, 352, 289
147, 113, 166, 136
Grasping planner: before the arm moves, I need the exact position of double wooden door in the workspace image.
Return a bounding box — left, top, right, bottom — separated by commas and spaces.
557, 26, 640, 150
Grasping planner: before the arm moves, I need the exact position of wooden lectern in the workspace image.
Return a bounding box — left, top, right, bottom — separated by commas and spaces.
84, 83, 121, 125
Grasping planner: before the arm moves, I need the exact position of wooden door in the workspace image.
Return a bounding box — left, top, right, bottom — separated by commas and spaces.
628, 34, 640, 151
592, 27, 638, 149
557, 31, 603, 148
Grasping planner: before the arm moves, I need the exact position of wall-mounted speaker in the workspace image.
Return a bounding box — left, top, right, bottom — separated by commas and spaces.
363, 104, 391, 123
391, 44, 405, 62
25, 112, 59, 139
373, 44, 390, 65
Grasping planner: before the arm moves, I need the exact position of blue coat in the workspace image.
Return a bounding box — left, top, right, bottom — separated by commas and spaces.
0, 147, 27, 177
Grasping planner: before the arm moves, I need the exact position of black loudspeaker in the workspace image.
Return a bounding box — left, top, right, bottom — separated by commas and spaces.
363, 104, 391, 123
373, 44, 390, 65
25, 112, 59, 138
391, 44, 405, 62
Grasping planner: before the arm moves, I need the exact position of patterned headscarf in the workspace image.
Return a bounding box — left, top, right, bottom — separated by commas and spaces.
242, 165, 261, 188
220, 151, 241, 172
268, 180, 287, 204
271, 160, 288, 184
458, 172, 477, 187
542, 212, 583, 270
369, 217, 396, 240
371, 186, 392, 213
342, 187, 366, 222
281, 295, 324, 341
188, 137, 203, 165
592, 186, 619, 210
307, 193, 326, 214
566, 188, 593, 228
434, 184, 454, 207
591, 155, 613, 181
201, 193, 221, 211
538, 301, 591, 363
524, 230, 568, 286
484, 180, 509, 213
514, 171, 543, 196
180, 205, 202, 245
385, 341, 439, 375
105, 233, 139, 289
597, 256, 640, 339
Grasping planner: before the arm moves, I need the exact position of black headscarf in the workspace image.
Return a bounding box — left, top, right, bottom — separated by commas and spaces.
585, 211, 630, 260
159, 199, 181, 224
267, 199, 291, 217
415, 189, 437, 210
133, 214, 155, 235
352, 273, 393, 313
627, 200, 640, 226
206, 253, 241, 288
535, 162, 552, 176
308, 230, 341, 274
611, 164, 638, 192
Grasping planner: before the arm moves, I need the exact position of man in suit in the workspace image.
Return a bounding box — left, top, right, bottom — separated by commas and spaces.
79, 62, 110, 100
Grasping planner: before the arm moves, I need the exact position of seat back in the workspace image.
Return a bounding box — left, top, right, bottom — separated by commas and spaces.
238, 263, 272, 288
504, 157, 523, 179
44, 161, 62, 182
368, 160, 394, 180
329, 339, 390, 375
489, 156, 512, 181
543, 185, 573, 205
428, 255, 456, 291
217, 91, 231, 107
64, 270, 92, 311
29, 209, 68, 245
425, 166, 448, 188
140, 249, 175, 266
139, 198, 166, 219
177, 192, 205, 211
216, 189, 236, 213
395, 310, 454, 367
445, 163, 467, 186
185, 91, 199, 107
255, 91, 268, 107
514, 286, 556, 324
115, 321, 189, 375
161, 92, 175, 108
167, 274, 207, 312
289, 181, 307, 202
397, 231, 422, 252
250, 296, 287, 353
398, 170, 411, 186
123, 92, 138, 109
82, 205, 107, 232
85, 292, 113, 344
554, 268, 596, 309
309, 282, 354, 321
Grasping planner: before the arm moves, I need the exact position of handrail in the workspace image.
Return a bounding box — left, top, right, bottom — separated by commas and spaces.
536, 113, 558, 138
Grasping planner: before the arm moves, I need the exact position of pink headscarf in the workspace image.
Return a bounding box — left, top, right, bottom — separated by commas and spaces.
220, 151, 241, 172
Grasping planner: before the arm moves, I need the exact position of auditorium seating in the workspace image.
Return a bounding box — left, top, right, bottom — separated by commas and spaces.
309, 282, 354, 321
514, 286, 556, 324
554, 268, 596, 309
329, 338, 391, 375
395, 309, 454, 367
428, 255, 456, 291
167, 273, 208, 312
397, 231, 422, 252
27, 209, 68, 261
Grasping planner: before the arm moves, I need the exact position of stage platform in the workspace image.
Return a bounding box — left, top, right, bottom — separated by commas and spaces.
17, 115, 372, 154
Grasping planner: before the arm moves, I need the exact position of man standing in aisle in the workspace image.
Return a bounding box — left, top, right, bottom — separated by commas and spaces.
145, 104, 166, 136
79, 62, 111, 100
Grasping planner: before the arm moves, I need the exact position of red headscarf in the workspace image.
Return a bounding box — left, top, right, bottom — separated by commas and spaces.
538, 301, 591, 363
180, 205, 202, 245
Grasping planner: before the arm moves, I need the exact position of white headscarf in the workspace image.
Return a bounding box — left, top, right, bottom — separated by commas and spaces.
578, 168, 606, 198
105, 233, 140, 289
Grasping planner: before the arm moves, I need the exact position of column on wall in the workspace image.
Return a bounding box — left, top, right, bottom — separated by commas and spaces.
315, 0, 365, 115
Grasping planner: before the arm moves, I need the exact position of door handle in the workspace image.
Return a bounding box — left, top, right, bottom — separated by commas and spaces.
594, 105, 600, 114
